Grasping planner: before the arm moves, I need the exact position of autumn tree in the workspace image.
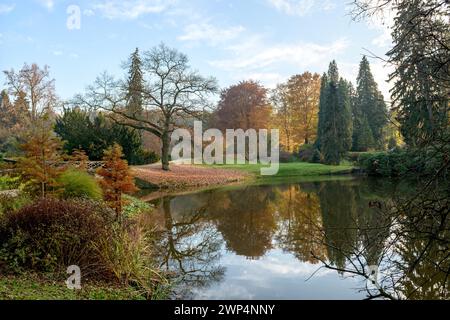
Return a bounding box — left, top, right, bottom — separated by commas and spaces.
77, 44, 218, 171
3, 63, 56, 123
97, 143, 137, 220
214, 80, 271, 131
0, 89, 30, 154
18, 114, 64, 198
271, 83, 293, 152
287, 72, 321, 146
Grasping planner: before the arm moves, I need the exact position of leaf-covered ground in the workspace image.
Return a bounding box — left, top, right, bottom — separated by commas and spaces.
132, 163, 251, 190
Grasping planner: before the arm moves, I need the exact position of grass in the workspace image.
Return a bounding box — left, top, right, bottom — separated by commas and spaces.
207, 162, 355, 179
0, 273, 146, 300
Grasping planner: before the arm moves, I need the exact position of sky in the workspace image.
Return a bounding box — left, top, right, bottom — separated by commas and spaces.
0, 0, 394, 100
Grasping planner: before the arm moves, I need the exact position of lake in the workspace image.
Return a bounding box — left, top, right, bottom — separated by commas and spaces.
146, 176, 448, 300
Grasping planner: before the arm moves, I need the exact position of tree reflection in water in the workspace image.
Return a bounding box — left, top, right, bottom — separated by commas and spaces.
148, 178, 449, 299
152, 196, 225, 297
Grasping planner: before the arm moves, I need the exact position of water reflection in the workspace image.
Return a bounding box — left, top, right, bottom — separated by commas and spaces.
148, 177, 449, 299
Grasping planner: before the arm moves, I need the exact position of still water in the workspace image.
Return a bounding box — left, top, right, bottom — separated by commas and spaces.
147, 177, 446, 299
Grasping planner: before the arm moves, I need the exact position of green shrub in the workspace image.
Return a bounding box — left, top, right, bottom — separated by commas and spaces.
122, 195, 153, 218
131, 150, 160, 165
298, 144, 315, 162
356, 146, 447, 177
311, 148, 323, 163
0, 193, 31, 216
0, 175, 21, 191
57, 169, 102, 200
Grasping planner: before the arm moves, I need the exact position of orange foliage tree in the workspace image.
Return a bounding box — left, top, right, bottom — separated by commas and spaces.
97, 143, 137, 220
214, 80, 272, 131
18, 115, 64, 198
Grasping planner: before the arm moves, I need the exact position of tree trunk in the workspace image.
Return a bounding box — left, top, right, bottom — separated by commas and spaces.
161, 129, 170, 171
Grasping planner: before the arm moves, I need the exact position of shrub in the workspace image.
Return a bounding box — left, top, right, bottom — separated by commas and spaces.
0, 198, 117, 274
57, 169, 102, 200
131, 150, 160, 165
0, 175, 21, 191
122, 195, 153, 218
355, 147, 446, 177
311, 149, 323, 163
298, 144, 315, 162
97, 144, 137, 220
279, 151, 297, 163
0, 193, 31, 216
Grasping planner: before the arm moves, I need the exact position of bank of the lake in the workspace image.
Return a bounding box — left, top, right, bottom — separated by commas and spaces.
132, 162, 356, 192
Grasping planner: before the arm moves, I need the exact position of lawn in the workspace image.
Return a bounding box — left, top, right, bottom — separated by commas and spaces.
207, 162, 355, 178
0, 273, 146, 300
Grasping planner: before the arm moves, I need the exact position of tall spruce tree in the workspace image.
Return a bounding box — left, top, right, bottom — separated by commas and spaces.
315, 73, 328, 150
387, 0, 449, 146
352, 56, 387, 151
125, 48, 144, 116
317, 61, 353, 165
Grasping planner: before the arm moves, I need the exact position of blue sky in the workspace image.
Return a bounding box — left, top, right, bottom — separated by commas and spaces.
0, 0, 394, 100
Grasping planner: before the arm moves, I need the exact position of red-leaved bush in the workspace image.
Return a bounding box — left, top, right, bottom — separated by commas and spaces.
0, 198, 115, 277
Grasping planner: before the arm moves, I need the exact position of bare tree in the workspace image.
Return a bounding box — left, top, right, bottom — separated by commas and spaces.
76, 44, 218, 171
3, 63, 56, 123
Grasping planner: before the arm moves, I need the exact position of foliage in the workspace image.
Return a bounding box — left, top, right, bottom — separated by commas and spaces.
214, 80, 272, 131
287, 72, 321, 146
0, 175, 21, 191
0, 198, 115, 273
298, 144, 315, 162
122, 194, 153, 218
352, 56, 387, 151
55, 109, 150, 164
0, 197, 165, 298
133, 149, 160, 165
271, 72, 321, 151
0, 193, 31, 216
357, 144, 449, 177
57, 169, 102, 200
316, 61, 353, 165
387, 0, 449, 146
0, 90, 29, 156
352, 115, 375, 151
125, 48, 144, 115
92, 222, 162, 295
77, 44, 218, 171
3, 63, 56, 123
17, 115, 64, 198
97, 144, 138, 219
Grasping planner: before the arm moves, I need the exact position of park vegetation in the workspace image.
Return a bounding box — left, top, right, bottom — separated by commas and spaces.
0, 0, 448, 300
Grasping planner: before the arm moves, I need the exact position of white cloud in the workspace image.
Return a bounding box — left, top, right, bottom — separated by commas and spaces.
36, 0, 54, 10
267, 0, 335, 16
83, 9, 95, 16
210, 38, 349, 71
52, 50, 63, 56
92, 0, 175, 20
178, 23, 245, 46
0, 3, 15, 14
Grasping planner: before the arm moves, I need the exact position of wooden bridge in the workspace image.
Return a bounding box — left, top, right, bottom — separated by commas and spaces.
1, 158, 105, 172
